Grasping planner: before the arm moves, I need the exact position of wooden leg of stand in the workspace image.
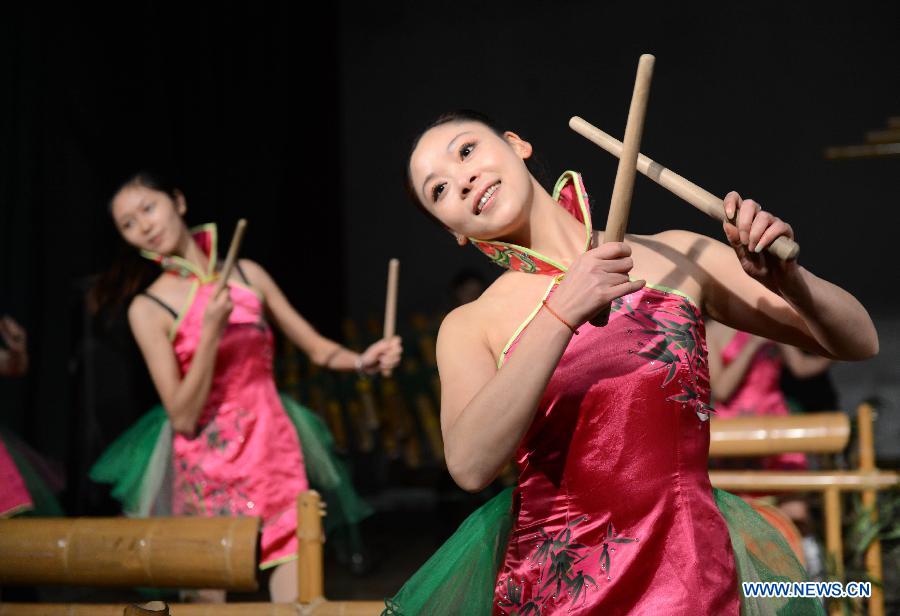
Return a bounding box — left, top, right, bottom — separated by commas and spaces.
297, 491, 325, 604
824, 488, 843, 616
857, 403, 884, 616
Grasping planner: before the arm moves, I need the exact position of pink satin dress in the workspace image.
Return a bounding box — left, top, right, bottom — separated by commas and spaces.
471, 172, 740, 615
492, 286, 738, 615
147, 225, 308, 567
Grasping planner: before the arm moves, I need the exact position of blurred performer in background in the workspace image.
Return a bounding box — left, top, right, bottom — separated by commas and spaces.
89, 171, 401, 602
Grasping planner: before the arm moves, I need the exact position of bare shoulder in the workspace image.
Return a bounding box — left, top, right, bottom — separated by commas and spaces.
236, 258, 266, 278
640, 229, 720, 258
128, 293, 156, 320
437, 300, 484, 347
232, 258, 268, 287
127, 290, 171, 335
435, 274, 517, 355
146, 273, 193, 304
632, 228, 737, 275
435, 288, 502, 393
624, 230, 724, 303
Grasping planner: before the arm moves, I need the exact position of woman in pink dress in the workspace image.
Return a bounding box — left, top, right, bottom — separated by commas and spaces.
99, 171, 402, 602
384, 111, 877, 614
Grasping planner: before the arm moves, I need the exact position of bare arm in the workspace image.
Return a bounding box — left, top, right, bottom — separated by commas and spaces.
706, 321, 765, 402
239, 260, 401, 374
777, 344, 832, 379
437, 304, 573, 492
128, 291, 232, 436
439, 243, 645, 492
693, 193, 877, 360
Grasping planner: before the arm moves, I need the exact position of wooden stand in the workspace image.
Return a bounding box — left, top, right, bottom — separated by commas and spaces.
297, 490, 325, 604
708, 405, 898, 615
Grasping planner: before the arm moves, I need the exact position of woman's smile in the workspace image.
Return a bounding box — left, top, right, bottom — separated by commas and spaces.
474, 181, 501, 215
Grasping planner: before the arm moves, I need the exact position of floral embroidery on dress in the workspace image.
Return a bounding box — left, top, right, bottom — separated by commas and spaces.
205, 422, 229, 452
176, 407, 259, 517
177, 457, 253, 517
616, 295, 715, 422
497, 517, 637, 614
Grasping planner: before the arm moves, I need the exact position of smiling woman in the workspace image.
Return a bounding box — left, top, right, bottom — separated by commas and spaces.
89, 170, 402, 603
382, 110, 878, 615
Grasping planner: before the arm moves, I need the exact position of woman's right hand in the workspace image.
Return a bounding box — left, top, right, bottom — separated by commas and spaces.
203, 287, 234, 336
549, 242, 645, 327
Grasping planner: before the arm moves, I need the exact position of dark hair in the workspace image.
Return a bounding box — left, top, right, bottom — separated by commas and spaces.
106, 170, 181, 212
404, 110, 548, 229
89, 170, 183, 317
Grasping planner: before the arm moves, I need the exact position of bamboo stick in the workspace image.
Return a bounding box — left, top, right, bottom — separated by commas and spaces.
214, 219, 248, 298
569, 117, 800, 260
382, 259, 400, 377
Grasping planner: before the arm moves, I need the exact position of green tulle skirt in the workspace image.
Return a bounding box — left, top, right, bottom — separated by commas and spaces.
89, 394, 372, 533
383, 488, 824, 616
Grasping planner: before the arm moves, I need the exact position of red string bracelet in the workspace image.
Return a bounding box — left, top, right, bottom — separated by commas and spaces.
542, 300, 579, 335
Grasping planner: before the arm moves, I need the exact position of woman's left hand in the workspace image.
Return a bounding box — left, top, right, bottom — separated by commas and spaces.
359, 336, 403, 375
722, 191, 797, 292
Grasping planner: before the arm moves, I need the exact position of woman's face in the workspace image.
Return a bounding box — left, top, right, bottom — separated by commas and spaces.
409, 121, 534, 241
111, 183, 186, 254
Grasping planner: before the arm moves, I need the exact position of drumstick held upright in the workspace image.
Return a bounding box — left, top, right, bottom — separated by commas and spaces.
592, 54, 655, 327
382, 258, 399, 377
215, 219, 248, 298
604, 54, 655, 245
